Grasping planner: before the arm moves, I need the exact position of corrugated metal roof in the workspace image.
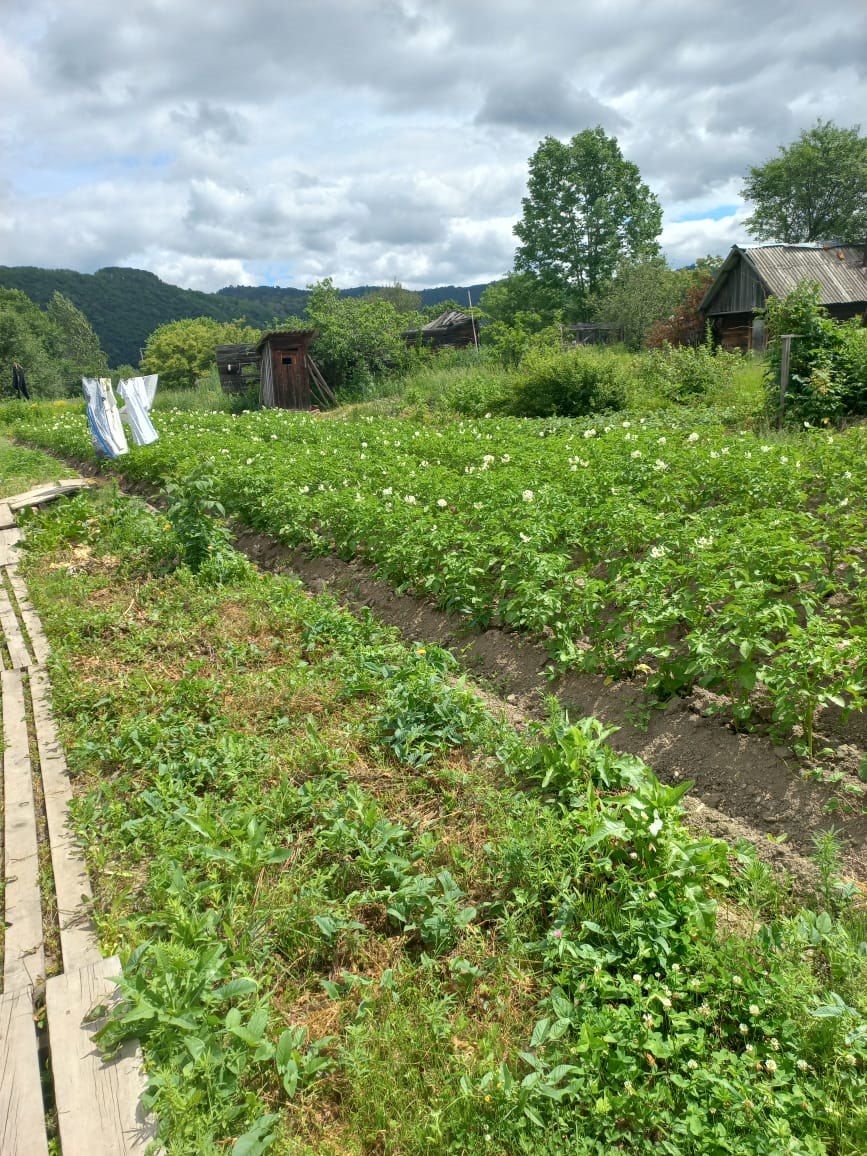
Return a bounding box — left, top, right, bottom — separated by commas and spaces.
743, 245, 867, 305
421, 310, 472, 332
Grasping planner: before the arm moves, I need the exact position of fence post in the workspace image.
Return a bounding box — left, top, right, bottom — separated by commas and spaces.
778, 334, 793, 431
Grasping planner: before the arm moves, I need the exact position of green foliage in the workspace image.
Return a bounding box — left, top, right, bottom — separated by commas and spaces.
743, 120, 867, 243
164, 462, 251, 584
45, 290, 109, 379
0, 287, 109, 399
514, 128, 663, 319
14, 485, 867, 1154
640, 341, 747, 403
141, 317, 261, 391
762, 281, 867, 423
305, 277, 416, 396
591, 257, 685, 350
507, 346, 629, 416
361, 281, 422, 313
479, 271, 564, 330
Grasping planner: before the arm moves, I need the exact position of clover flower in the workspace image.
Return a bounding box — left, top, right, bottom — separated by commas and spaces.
437, 498, 448, 508
522, 490, 534, 502
749, 1004, 760, 1017
687, 432, 699, 443
653, 459, 668, 471
765, 1059, 777, 1074
649, 545, 666, 559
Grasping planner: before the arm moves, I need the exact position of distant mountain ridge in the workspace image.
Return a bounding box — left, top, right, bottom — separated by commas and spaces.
0, 265, 493, 367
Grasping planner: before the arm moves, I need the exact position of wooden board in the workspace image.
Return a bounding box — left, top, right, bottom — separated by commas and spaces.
0, 989, 50, 1156
0, 583, 32, 670
7, 479, 97, 512
46, 956, 158, 1155
0, 527, 22, 568
0, 501, 14, 529
29, 669, 101, 971
6, 568, 51, 665
2, 668, 45, 992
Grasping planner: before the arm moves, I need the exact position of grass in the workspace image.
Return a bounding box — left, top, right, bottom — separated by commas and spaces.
11, 477, 867, 1155
0, 435, 71, 498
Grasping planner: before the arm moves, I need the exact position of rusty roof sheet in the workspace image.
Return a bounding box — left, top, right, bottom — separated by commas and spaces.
743, 245, 867, 304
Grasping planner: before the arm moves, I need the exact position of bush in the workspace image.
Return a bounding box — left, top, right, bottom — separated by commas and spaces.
506, 347, 628, 417
762, 281, 867, 424
639, 342, 747, 404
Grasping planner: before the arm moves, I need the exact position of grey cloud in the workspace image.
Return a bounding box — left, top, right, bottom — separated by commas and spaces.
475, 75, 626, 137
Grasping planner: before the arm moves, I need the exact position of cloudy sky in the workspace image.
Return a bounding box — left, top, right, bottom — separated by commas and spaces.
2, 0, 864, 292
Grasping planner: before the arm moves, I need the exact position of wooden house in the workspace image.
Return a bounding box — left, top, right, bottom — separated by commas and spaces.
700, 244, 867, 351
403, 310, 478, 350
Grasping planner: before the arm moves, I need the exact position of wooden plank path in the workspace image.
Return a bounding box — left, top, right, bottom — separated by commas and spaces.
0, 483, 157, 1154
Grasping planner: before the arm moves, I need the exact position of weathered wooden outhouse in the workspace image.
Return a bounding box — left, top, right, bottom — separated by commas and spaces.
254, 330, 335, 411
700, 244, 867, 351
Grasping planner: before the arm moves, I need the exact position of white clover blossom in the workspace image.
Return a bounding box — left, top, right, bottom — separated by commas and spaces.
436, 498, 448, 508
522, 490, 534, 502
650, 545, 666, 559
382, 487, 393, 497
696, 536, 713, 549
584, 428, 596, 438
765, 1059, 777, 1074
653, 459, 668, 472
687, 1059, 699, 1071
631, 450, 642, 459
404, 494, 417, 505
657, 436, 667, 445
749, 1004, 760, 1017
687, 432, 699, 443
796, 1059, 809, 1071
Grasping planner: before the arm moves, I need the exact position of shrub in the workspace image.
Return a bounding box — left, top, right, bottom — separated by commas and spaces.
507, 347, 628, 417
762, 281, 867, 424
639, 342, 746, 404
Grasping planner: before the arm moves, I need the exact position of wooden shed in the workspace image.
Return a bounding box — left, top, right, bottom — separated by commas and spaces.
700, 244, 867, 351
249, 330, 337, 411
216, 343, 260, 395
403, 310, 478, 350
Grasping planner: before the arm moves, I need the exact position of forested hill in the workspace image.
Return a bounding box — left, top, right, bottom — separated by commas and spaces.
0, 266, 492, 367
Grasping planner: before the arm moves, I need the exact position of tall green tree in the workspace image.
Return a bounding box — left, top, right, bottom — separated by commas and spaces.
591, 258, 683, 350
742, 121, 867, 243
513, 128, 662, 319
45, 291, 109, 377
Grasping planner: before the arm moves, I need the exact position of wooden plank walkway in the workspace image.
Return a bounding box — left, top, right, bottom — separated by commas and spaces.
0, 483, 156, 1153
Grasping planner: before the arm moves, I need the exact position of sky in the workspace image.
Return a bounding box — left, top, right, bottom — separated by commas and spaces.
1, 0, 864, 294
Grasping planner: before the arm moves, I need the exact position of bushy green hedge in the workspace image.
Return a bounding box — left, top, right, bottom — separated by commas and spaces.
507, 347, 629, 417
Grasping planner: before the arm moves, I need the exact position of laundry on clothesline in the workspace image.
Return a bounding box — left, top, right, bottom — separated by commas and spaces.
118, 374, 159, 446
82, 377, 128, 458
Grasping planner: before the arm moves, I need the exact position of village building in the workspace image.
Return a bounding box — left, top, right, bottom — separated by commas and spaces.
402, 310, 478, 350
700, 243, 867, 352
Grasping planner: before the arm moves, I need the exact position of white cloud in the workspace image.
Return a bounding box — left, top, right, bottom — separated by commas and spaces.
0, 0, 863, 290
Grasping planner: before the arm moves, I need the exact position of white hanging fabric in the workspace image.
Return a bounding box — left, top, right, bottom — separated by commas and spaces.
118, 374, 159, 446
82, 377, 129, 458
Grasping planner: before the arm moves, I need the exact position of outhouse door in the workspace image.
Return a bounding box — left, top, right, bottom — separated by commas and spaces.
272, 346, 310, 409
